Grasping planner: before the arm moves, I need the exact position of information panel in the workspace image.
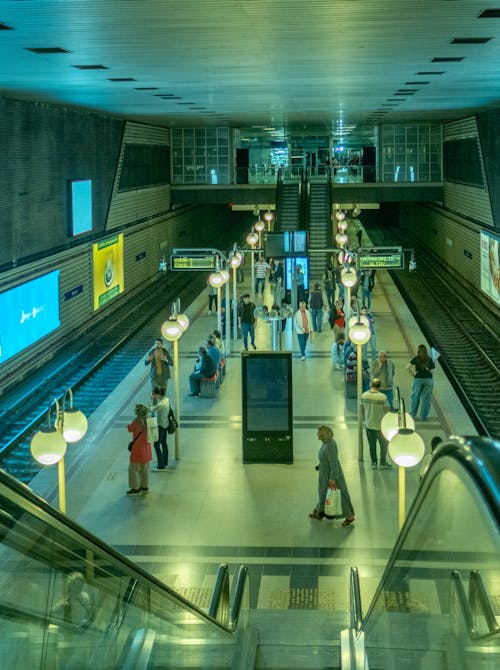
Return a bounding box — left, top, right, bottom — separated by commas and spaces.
356, 247, 404, 270
171, 254, 217, 271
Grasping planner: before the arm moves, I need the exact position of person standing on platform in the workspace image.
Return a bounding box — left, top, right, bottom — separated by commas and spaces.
360, 270, 373, 310
323, 267, 336, 308
371, 351, 395, 409
355, 220, 363, 247
308, 283, 325, 333
238, 293, 257, 351
145, 338, 173, 392
294, 301, 313, 360
207, 282, 218, 314
149, 386, 170, 470
309, 425, 355, 526
254, 255, 270, 295
408, 344, 435, 421
329, 299, 345, 338
127, 404, 152, 495
361, 379, 391, 469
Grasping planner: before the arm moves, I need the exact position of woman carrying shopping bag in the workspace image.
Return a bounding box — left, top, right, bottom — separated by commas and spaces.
309, 425, 355, 526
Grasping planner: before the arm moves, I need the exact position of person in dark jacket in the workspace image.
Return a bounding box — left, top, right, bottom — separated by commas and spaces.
188, 345, 216, 396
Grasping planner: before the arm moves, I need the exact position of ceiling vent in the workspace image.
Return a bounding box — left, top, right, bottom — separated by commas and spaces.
108, 77, 136, 82
26, 47, 71, 54
417, 71, 445, 75
0, 23, 13, 30
135, 87, 159, 90
431, 57, 464, 62
73, 64, 108, 70
451, 37, 491, 44
478, 9, 500, 18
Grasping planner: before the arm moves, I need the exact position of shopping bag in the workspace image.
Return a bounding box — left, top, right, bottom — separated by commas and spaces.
146, 416, 159, 443
324, 487, 342, 519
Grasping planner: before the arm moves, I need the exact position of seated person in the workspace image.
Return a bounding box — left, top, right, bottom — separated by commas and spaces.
206, 335, 221, 370
189, 345, 216, 397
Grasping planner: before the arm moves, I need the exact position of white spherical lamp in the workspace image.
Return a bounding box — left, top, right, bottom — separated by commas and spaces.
31, 428, 67, 465
246, 232, 259, 246
381, 411, 415, 442
341, 267, 357, 288
176, 313, 190, 332
62, 408, 88, 443
349, 321, 371, 346
254, 219, 265, 233
161, 318, 182, 341
389, 429, 425, 467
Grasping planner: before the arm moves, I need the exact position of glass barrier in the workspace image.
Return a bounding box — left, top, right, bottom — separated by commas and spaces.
360, 437, 500, 669
0, 471, 245, 669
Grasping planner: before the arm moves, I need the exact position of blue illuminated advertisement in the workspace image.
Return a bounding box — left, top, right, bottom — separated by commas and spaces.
0, 271, 61, 364
69, 179, 92, 235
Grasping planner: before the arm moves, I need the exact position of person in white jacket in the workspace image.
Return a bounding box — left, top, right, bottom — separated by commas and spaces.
294, 301, 313, 360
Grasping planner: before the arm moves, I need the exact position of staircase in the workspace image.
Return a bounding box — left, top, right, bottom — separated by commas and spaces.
307, 180, 332, 281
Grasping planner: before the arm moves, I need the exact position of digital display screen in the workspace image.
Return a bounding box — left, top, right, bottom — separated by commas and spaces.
0, 271, 61, 364
285, 257, 309, 291
244, 356, 291, 431
357, 253, 404, 269
171, 254, 217, 271
69, 179, 92, 235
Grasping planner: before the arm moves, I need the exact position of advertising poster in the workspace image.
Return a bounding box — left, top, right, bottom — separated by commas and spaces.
480, 230, 500, 308
0, 271, 61, 364
93, 234, 124, 310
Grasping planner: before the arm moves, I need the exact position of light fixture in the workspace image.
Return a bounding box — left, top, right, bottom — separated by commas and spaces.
341, 266, 357, 287
381, 410, 415, 442
176, 313, 190, 332
62, 389, 88, 443
161, 317, 183, 341
220, 268, 230, 283
335, 210, 346, 221
348, 320, 371, 345
230, 253, 241, 268
30, 399, 67, 466
246, 232, 259, 246
264, 211, 274, 223
254, 220, 265, 233
208, 271, 225, 288
349, 314, 370, 329
338, 221, 348, 233
335, 233, 349, 246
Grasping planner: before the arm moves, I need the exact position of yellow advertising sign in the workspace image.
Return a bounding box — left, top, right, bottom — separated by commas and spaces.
93, 234, 124, 310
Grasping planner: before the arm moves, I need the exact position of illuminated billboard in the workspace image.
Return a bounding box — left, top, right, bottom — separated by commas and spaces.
0, 271, 61, 365
480, 230, 500, 308
93, 234, 124, 310
68, 179, 92, 235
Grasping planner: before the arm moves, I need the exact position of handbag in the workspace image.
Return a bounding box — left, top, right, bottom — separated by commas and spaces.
146, 416, 159, 443
324, 487, 342, 519
167, 408, 178, 435
128, 431, 143, 452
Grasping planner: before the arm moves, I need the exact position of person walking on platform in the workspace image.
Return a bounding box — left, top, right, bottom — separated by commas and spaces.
145, 338, 173, 391
294, 301, 313, 360
361, 379, 391, 469
149, 386, 171, 470
188, 345, 216, 397
207, 282, 218, 314
408, 344, 435, 421
254, 255, 270, 295
308, 283, 325, 333
309, 425, 355, 526
238, 293, 257, 351
371, 351, 395, 409
127, 404, 152, 495
360, 270, 373, 310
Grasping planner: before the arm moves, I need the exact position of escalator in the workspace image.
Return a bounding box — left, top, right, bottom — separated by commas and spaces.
0, 470, 252, 669
343, 436, 500, 669
307, 172, 332, 281
275, 170, 302, 232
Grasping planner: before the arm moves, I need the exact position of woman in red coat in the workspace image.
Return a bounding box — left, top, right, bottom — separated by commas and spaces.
127, 403, 152, 496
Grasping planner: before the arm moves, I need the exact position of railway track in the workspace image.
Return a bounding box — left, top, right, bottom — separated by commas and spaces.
368, 224, 500, 439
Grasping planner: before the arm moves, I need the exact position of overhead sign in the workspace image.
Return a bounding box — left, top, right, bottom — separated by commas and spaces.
356, 247, 404, 270
171, 253, 217, 271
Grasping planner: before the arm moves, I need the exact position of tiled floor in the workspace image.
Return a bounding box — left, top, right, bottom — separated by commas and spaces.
29, 264, 476, 616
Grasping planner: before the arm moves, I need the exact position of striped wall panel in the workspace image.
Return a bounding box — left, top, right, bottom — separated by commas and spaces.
106, 121, 171, 232
399, 202, 481, 294
442, 116, 493, 228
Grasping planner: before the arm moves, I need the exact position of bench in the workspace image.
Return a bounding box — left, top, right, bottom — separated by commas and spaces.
200, 372, 219, 398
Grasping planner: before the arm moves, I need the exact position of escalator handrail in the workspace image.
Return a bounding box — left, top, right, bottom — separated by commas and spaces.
229, 565, 249, 630
208, 563, 230, 626
359, 436, 500, 635
0, 468, 236, 636
451, 570, 500, 641
350, 567, 363, 632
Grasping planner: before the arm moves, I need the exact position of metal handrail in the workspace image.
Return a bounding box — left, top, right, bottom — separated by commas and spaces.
451, 570, 500, 642
229, 565, 249, 630
350, 567, 363, 633
208, 563, 230, 627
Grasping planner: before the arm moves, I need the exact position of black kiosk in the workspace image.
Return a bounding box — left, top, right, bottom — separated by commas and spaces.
241, 351, 293, 464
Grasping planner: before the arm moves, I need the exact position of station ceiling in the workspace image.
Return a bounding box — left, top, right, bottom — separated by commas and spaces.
1, 1, 500, 141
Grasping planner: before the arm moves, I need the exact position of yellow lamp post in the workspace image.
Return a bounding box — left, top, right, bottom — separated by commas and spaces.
229, 251, 242, 340
254, 219, 265, 250
246, 231, 259, 296
389, 427, 425, 530
348, 311, 371, 461
161, 310, 189, 461
341, 266, 357, 340
208, 269, 226, 335
264, 210, 274, 231
31, 391, 88, 513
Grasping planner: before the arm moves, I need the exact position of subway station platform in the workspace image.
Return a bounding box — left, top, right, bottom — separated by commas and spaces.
28, 261, 476, 618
